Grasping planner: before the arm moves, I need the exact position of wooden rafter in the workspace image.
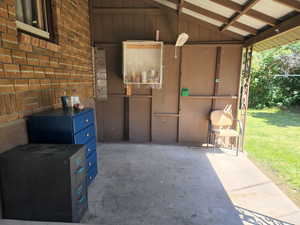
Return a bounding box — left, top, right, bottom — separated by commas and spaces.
210, 0, 277, 26
142, 0, 244, 39
244, 13, 300, 47
246, 10, 277, 26
220, 0, 261, 32
210, 0, 242, 12
273, 0, 300, 11
183, 2, 257, 35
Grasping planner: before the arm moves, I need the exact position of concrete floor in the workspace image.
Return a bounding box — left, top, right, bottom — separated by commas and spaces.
82, 143, 300, 225
1, 143, 300, 225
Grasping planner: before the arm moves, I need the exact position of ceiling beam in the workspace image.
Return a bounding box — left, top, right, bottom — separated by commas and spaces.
183, 2, 257, 35
142, 0, 244, 39
273, 0, 300, 12
210, 0, 242, 12
210, 0, 277, 26
244, 13, 300, 47
246, 10, 277, 26
221, 0, 261, 32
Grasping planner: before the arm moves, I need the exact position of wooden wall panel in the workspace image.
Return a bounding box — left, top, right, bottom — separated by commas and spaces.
218, 46, 243, 96
105, 46, 124, 94
93, 0, 153, 8
92, 0, 242, 44
181, 46, 216, 95
152, 117, 178, 143
152, 45, 179, 113
96, 97, 124, 141
179, 46, 216, 144
214, 46, 242, 117
129, 98, 151, 142
179, 100, 212, 144
93, 13, 178, 43
95, 46, 125, 141
152, 45, 180, 143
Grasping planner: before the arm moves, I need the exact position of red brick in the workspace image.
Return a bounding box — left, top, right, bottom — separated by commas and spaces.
20, 65, 34, 78
12, 49, 27, 64
29, 79, 41, 90
34, 66, 45, 78
2, 33, 17, 44
39, 55, 50, 66
39, 39, 47, 49
14, 79, 29, 92
0, 79, 14, 92
0, 48, 12, 63
19, 43, 33, 52
31, 37, 40, 47
19, 33, 32, 44
27, 53, 39, 65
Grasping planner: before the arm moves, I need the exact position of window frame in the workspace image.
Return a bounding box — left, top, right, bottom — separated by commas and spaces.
16, 0, 54, 41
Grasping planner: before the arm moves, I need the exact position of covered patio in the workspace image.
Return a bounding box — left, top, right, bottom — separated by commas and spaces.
2, 143, 300, 225
0, 0, 300, 224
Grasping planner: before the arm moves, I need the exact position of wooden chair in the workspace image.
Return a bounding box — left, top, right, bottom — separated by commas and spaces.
209, 108, 242, 156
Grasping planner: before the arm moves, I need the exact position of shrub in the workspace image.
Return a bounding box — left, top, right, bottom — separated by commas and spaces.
249, 41, 300, 109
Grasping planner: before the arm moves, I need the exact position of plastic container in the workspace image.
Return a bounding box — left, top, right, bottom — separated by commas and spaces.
181, 88, 189, 96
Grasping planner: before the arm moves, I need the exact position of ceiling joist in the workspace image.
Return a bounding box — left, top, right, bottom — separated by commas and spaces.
220, 0, 261, 32
210, 0, 277, 26
244, 13, 300, 47
143, 0, 244, 39
183, 2, 257, 35
137, 0, 300, 47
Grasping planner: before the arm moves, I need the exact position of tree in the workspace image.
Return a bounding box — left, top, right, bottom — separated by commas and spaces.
249, 41, 300, 109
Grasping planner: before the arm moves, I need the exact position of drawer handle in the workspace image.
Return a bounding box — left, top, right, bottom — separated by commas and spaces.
75, 167, 85, 174
88, 162, 92, 167
85, 119, 89, 123
87, 148, 91, 152
75, 157, 82, 166
76, 185, 83, 195
86, 133, 90, 137
78, 196, 86, 204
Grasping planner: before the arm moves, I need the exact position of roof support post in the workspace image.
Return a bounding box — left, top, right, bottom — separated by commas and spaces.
239, 46, 253, 152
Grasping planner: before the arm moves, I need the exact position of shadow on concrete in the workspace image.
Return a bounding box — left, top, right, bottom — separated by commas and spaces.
83, 144, 293, 225
249, 111, 300, 127
236, 206, 294, 225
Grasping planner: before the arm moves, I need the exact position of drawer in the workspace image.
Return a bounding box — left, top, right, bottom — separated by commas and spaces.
70, 146, 86, 173
87, 151, 97, 170
70, 147, 86, 188
73, 110, 94, 134
74, 125, 96, 145
87, 165, 98, 186
85, 138, 97, 158
72, 185, 88, 223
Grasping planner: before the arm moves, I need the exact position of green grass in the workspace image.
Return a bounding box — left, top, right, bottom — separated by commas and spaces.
245, 108, 300, 192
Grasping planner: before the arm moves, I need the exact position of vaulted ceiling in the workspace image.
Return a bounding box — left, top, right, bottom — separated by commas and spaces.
147, 0, 300, 50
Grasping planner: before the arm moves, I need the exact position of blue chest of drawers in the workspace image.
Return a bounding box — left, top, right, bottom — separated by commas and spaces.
27, 108, 98, 186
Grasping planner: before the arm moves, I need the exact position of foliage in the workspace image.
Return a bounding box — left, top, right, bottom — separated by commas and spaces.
249, 41, 300, 109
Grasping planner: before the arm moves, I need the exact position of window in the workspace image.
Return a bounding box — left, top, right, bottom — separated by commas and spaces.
16, 0, 51, 39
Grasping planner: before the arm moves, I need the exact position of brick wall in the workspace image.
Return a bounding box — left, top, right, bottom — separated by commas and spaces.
0, 0, 94, 124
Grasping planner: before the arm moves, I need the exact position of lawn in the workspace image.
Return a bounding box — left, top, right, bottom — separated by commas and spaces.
245, 108, 300, 193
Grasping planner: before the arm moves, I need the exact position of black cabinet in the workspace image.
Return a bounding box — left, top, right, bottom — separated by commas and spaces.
0, 144, 88, 222
27, 108, 98, 186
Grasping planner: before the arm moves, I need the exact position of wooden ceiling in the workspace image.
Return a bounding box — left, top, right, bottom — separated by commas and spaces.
93, 0, 300, 50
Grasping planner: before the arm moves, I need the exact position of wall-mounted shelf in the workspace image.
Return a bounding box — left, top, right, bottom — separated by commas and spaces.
123, 41, 164, 88
182, 95, 238, 100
